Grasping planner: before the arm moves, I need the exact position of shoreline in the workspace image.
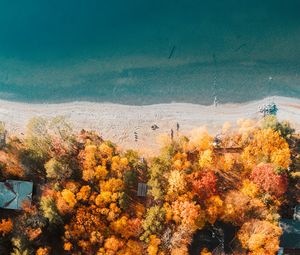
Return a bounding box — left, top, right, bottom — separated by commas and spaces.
0, 96, 299, 156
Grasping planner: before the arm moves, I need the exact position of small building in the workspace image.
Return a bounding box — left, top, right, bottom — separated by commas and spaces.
294, 205, 300, 221
0, 180, 33, 210
279, 219, 300, 255
0, 131, 6, 148
137, 183, 147, 197
189, 221, 238, 255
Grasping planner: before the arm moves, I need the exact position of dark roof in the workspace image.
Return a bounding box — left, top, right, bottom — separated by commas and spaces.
189, 222, 238, 255
0, 180, 33, 210
294, 205, 300, 221
280, 219, 300, 249
137, 183, 147, 197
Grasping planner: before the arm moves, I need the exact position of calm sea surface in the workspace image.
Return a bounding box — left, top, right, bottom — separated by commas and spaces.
0, 0, 299, 105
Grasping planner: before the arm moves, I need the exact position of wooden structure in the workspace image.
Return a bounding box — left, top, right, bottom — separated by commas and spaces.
213, 147, 243, 154
0, 132, 6, 148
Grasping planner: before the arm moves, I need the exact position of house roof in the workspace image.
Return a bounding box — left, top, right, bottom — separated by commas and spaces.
0, 180, 33, 210
280, 219, 300, 249
137, 183, 147, 197
294, 205, 300, 221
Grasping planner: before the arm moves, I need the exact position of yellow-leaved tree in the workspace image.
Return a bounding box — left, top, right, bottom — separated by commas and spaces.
237, 219, 282, 255
242, 128, 291, 170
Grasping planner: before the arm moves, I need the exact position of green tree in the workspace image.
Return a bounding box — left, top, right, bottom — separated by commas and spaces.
0, 121, 7, 149
25, 117, 52, 159
10, 237, 30, 255
140, 206, 165, 242
147, 157, 170, 200
262, 116, 294, 138
25, 116, 75, 160
124, 150, 146, 170
119, 170, 138, 210
40, 196, 62, 224
44, 158, 72, 180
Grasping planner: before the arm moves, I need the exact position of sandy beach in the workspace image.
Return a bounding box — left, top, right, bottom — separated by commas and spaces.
0, 96, 299, 156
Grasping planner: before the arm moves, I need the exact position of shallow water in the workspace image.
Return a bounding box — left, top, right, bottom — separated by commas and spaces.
0, 0, 299, 104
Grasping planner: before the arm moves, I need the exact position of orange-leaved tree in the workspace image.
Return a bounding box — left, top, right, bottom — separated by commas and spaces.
0, 218, 13, 236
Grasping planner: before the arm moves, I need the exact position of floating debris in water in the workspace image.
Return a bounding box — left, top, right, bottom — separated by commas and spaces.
234, 43, 247, 52
168, 46, 176, 59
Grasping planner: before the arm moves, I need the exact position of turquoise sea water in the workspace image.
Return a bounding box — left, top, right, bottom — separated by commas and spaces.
0, 0, 299, 105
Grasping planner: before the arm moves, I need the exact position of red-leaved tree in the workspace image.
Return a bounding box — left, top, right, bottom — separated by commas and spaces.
190, 171, 217, 199
251, 163, 288, 198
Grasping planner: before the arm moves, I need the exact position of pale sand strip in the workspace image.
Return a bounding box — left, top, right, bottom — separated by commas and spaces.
0, 96, 299, 156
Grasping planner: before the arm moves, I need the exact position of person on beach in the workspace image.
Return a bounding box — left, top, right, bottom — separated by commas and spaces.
151, 124, 159, 130
176, 122, 179, 132
134, 131, 138, 142
171, 129, 174, 140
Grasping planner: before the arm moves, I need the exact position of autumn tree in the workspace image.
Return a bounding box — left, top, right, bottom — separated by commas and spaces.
119, 240, 143, 255
119, 169, 138, 210
261, 115, 294, 138
81, 144, 99, 182
216, 153, 235, 172
199, 149, 214, 169
240, 179, 259, 198
11, 237, 30, 255
80, 141, 118, 183
242, 128, 291, 169
101, 235, 124, 254
111, 155, 129, 178
64, 205, 106, 253
76, 185, 91, 202
25, 117, 51, 159
221, 190, 267, 226
147, 235, 161, 255
237, 219, 282, 255
44, 158, 72, 179
40, 196, 62, 224
12, 203, 47, 250
187, 128, 213, 152
0, 121, 6, 149
190, 171, 217, 200
0, 218, 13, 236
172, 200, 205, 229
172, 152, 191, 171
0, 151, 25, 178
251, 163, 288, 198
200, 248, 212, 255
25, 116, 75, 160
204, 195, 224, 224
124, 149, 147, 171
167, 170, 187, 197
170, 225, 194, 255
140, 206, 165, 242
61, 189, 77, 208
110, 216, 142, 239
36, 247, 50, 255
148, 157, 170, 200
